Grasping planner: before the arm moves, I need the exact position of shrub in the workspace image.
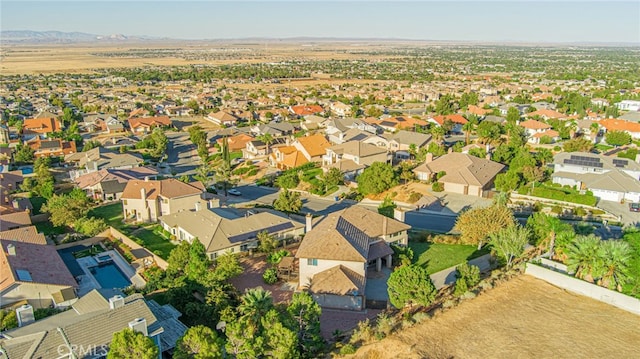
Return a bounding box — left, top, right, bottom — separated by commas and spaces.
408, 192, 422, 203
339, 344, 357, 355
432, 182, 444, 192
532, 201, 543, 212
375, 313, 397, 338
266, 249, 291, 264
350, 319, 375, 344
574, 207, 587, 216
551, 205, 563, 214
263, 268, 278, 284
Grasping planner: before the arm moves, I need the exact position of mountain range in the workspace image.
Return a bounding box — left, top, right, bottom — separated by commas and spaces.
1, 30, 159, 44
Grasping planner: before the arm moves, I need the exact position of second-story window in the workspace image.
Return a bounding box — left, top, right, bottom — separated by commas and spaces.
307, 258, 318, 266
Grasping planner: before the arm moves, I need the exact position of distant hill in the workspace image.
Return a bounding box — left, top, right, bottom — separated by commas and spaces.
0, 30, 158, 44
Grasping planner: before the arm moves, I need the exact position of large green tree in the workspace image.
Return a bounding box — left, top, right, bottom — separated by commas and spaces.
454, 204, 516, 249
42, 188, 93, 227
107, 329, 159, 359
174, 325, 224, 359
388, 264, 436, 308
605, 130, 632, 147
273, 189, 302, 213
356, 162, 398, 195
488, 225, 530, 267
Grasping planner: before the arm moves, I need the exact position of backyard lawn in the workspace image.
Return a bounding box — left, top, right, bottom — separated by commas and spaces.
410, 242, 489, 274
88, 203, 123, 227
89, 203, 175, 260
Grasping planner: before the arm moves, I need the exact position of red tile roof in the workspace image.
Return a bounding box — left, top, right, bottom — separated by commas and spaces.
290, 105, 324, 116
519, 119, 551, 130
23, 117, 62, 134
598, 118, 640, 133
128, 116, 172, 129
430, 114, 469, 126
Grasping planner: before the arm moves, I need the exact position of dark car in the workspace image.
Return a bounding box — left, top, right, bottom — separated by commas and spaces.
630, 203, 640, 212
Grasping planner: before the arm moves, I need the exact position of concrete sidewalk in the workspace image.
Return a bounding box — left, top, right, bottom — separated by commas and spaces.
429, 253, 492, 290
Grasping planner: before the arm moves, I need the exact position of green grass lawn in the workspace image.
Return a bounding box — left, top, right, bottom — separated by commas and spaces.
88, 203, 124, 227
129, 226, 176, 260
410, 242, 490, 274
88, 203, 175, 259
595, 144, 613, 152
34, 221, 66, 236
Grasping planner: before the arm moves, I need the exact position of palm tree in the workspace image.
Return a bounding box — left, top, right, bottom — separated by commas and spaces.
565, 235, 601, 282
238, 288, 274, 328
596, 240, 631, 291
430, 126, 445, 145
462, 122, 474, 146
258, 133, 274, 155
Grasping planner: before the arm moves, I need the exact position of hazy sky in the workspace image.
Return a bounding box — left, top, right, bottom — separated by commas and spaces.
2, 1, 639, 43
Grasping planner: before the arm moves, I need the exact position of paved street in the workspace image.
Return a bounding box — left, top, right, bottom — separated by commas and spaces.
164, 132, 200, 176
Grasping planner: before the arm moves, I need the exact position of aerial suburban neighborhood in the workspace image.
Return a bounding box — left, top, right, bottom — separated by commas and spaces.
1, 1, 640, 358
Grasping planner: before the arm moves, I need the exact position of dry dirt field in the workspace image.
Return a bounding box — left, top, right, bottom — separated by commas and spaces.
348, 275, 640, 359
0, 42, 402, 75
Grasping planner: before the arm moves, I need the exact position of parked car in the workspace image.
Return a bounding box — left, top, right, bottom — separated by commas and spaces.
629, 203, 640, 212
228, 189, 242, 196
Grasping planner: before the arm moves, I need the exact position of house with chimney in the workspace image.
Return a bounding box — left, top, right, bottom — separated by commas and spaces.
120, 178, 205, 222
160, 208, 304, 260
413, 152, 505, 197
295, 206, 410, 310
0, 289, 187, 358
0, 233, 78, 309
73, 166, 159, 201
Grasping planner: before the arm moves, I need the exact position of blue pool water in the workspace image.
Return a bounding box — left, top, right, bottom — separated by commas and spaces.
89, 263, 131, 289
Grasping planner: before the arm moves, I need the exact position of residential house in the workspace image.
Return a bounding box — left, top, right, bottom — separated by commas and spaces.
22, 117, 62, 139
82, 114, 124, 134
552, 152, 640, 202
121, 178, 205, 222
323, 141, 390, 179
591, 98, 610, 107
0, 171, 23, 207
289, 104, 324, 117
160, 208, 304, 260
616, 100, 640, 112
216, 133, 255, 152
302, 115, 328, 132
66, 147, 144, 180
427, 114, 468, 134
26, 138, 77, 158
526, 108, 568, 120
369, 116, 428, 132
481, 115, 507, 125
325, 118, 379, 144
0, 211, 32, 232
164, 106, 192, 116
598, 118, 640, 140
128, 116, 172, 134
329, 101, 352, 117
0, 290, 187, 357
207, 110, 239, 126
467, 105, 492, 117
619, 111, 640, 123
385, 130, 432, 159
413, 152, 505, 197
271, 145, 307, 170
74, 167, 159, 201
518, 119, 560, 144
251, 121, 295, 137
0, 237, 77, 308
293, 134, 332, 163
295, 206, 410, 310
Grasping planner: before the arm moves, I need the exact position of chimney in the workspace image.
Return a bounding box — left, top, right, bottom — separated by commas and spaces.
208, 198, 220, 209
195, 201, 201, 211
425, 152, 433, 163
7, 243, 16, 256
382, 216, 388, 235
16, 304, 35, 327
109, 295, 125, 310
305, 213, 313, 233
140, 187, 147, 200
393, 208, 405, 223
128, 318, 148, 336
144, 176, 149, 182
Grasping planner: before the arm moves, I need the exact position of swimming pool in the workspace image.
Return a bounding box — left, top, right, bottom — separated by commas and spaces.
89, 263, 131, 289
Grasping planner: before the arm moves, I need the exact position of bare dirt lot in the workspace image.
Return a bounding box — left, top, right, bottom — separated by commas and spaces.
349, 275, 640, 359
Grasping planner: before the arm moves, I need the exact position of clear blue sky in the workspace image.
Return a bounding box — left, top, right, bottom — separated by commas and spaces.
2, 1, 639, 43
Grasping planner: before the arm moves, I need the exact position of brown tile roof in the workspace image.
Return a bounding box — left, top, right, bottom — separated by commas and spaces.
0, 211, 32, 231
0, 239, 77, 292
527, 109, 567, 119
467, 105, 492, 116
128, 116, 172, 129
73, 167, 158, 189
295, 206, 409, 262
296, 134, 331, 157
431, 114, 468, 126
290, 104, 324, 116
216, 133, 254, 151
519, 119, 551, 130
121, 178, 204, 200
413, 152, 505, 187
309, 265, 365, 295
0, 225, 46, 245
532, 129, 560, 138
598, 118, 640, 133
23, 117, 62, 134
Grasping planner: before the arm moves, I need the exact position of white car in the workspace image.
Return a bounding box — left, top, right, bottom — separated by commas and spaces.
228, 189, 242, 196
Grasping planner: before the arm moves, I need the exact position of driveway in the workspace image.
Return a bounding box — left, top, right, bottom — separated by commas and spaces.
596, 200, 639, 227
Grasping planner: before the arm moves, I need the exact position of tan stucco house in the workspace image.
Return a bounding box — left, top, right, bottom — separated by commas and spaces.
121, 178, 205, 222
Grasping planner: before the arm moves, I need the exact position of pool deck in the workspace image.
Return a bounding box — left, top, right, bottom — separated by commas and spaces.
76, 250, 146, 296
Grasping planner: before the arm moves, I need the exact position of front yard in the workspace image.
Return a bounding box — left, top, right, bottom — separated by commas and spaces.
410, 242, 489, 274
